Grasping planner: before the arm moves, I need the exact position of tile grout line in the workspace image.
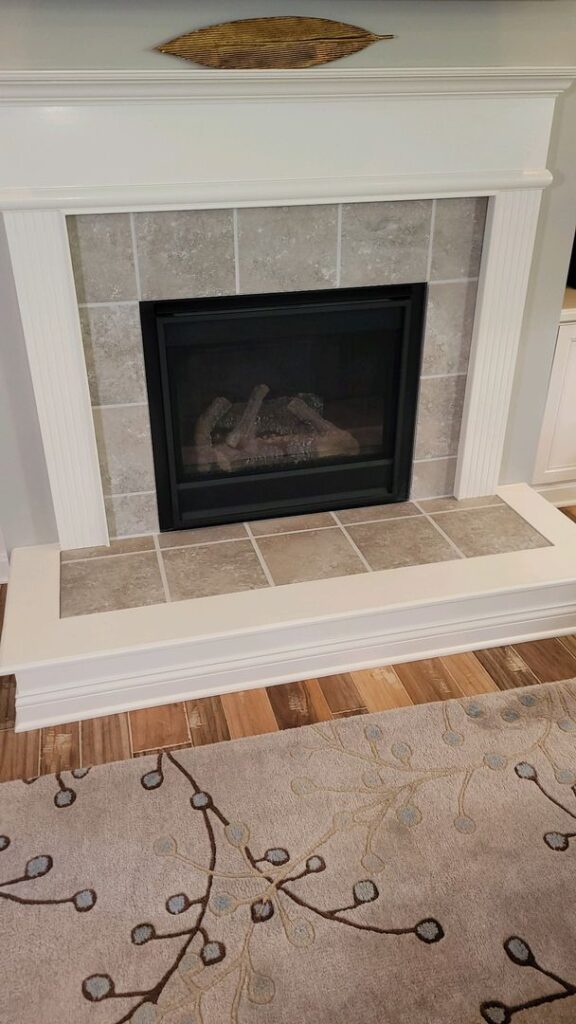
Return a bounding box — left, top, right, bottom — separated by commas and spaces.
243, 522, 276, 587
78, 300, 140, 309
419, 372, 467, 381
329, 512, 374, 572
93, 401, 148, 411
129, 212, 143, 301
233, 208, 241, 295
425, 198, 436, 281
335, 204, 343, 287
413, 501, 467, 560
153, 534, 172, 603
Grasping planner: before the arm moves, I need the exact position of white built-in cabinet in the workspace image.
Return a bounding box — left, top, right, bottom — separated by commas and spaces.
534, 288, 576, 485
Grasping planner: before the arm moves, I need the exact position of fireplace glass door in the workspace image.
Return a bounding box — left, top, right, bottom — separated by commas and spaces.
141, 285, 426, 530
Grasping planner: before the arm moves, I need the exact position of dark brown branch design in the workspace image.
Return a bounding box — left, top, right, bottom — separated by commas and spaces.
481, 936, 576, 1023
79, 751, 444, 1023
514, 760, 576, 851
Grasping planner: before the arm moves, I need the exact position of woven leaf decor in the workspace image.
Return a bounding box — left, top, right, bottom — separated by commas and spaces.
155, 17, 393, 69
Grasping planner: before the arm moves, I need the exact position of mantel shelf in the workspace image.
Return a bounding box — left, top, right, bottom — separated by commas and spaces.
0, 66, 575, 104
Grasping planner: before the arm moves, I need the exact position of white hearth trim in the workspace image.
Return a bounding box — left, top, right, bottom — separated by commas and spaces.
2, 486, 576, 731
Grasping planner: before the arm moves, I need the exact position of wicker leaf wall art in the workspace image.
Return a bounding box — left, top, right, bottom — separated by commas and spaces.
155, 16, 394, 70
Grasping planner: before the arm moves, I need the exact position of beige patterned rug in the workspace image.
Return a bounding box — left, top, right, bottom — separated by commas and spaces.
2, 681, 576, 1024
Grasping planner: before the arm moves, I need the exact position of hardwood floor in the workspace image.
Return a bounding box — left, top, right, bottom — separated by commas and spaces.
1, 582, 576, 783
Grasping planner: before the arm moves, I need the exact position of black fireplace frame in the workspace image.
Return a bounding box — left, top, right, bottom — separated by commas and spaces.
140, 284, 427, 532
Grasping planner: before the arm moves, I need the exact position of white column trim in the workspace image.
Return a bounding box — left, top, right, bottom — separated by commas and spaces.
454, 189, 543, 497
3, 210, 109, 549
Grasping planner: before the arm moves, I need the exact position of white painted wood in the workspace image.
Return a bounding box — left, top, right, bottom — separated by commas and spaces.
537, 482, 576, 506
2, 486, 575, 731
534, 321, 576, 484
0, 75, 564, 212
0, 525, 8, 583
2, 211, 109, 550
0, 67, 573, 104
455, 190, 543, 497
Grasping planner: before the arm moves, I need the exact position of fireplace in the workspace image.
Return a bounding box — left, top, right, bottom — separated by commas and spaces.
141, 283, 426, 530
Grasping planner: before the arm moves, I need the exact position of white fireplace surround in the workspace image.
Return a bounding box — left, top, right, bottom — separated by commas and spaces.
3, 66, 576, 732
1, 66, 575, 551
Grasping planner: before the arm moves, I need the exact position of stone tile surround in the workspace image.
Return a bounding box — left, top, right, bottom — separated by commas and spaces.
59, 496, 551, 618
67, 198, 488, 538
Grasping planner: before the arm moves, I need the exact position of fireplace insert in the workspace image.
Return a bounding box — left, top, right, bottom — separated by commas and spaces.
141, 284, 426, 531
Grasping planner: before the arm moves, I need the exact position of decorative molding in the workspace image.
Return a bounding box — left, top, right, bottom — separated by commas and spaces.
455, 190, 543, 497
0, 67, 574, 104
2, 211, 109, 550
0, 171, 553, 213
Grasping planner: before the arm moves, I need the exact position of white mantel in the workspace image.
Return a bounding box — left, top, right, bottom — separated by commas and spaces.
2, 66, 575, 549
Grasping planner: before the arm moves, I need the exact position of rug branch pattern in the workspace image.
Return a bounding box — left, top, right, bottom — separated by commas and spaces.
2, 680, 576, 1023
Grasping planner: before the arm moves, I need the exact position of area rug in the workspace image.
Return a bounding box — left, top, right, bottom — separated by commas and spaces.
2, 682, 576, 1024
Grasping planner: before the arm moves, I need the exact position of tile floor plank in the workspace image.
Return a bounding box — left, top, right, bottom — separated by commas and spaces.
40, 723, 81, 774
0, 729, 40, 783
186, 696, 230, 746
267, 679, 332, 729
221, 689, 279, 739
512, 638, 576, 683
318, 673, 366, 714
474, 646, 540, 690
0, 677, 16, 731
129, 703, 190, 753
393, 658, 464, 704
439, 652, 500, 696
351, 666, 413, 712
81, 714, 132, 766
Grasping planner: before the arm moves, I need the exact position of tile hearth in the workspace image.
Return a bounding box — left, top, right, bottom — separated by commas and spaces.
59, 496, 550, 619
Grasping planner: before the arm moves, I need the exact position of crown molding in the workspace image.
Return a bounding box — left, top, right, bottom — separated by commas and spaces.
0, 66, 574, 104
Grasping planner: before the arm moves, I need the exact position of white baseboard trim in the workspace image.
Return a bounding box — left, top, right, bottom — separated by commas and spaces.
536, 481, 576, 506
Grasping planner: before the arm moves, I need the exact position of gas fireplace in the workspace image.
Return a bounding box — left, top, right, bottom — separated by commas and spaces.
141, 284, 426, 530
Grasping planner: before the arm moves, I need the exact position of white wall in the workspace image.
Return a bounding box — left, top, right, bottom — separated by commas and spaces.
1, 0, 576, 69
0, 0, 575, 550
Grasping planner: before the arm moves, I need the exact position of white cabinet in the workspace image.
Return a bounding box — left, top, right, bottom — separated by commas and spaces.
534, 291, 576, 484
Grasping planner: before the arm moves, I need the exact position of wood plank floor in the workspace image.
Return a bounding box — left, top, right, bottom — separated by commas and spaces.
2, 583, 576, 783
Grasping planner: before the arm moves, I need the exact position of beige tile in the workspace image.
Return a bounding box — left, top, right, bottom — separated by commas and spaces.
414, 375, 467, 460
134, 209, 235, 300
419, 495, 504, 513
159, 523, 247, 548
162, 541, 268, 600
80, 304, 146, 406
411, 458, 457, 499
340, 200, 432, 286
429, 505, 551, 557
61, 536, 155, 561
105, 493, 159, 539
249, 512, 335, 536
431, 197, 488, 281
67, 213, 137, 304
237, 205, 338, 293
421, 280, 478, 376
348, 517, 457, 570
256, 528, 366, 585
336, 501, 421, 525
93, 405, 155, 495
60, 552, 165, 617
